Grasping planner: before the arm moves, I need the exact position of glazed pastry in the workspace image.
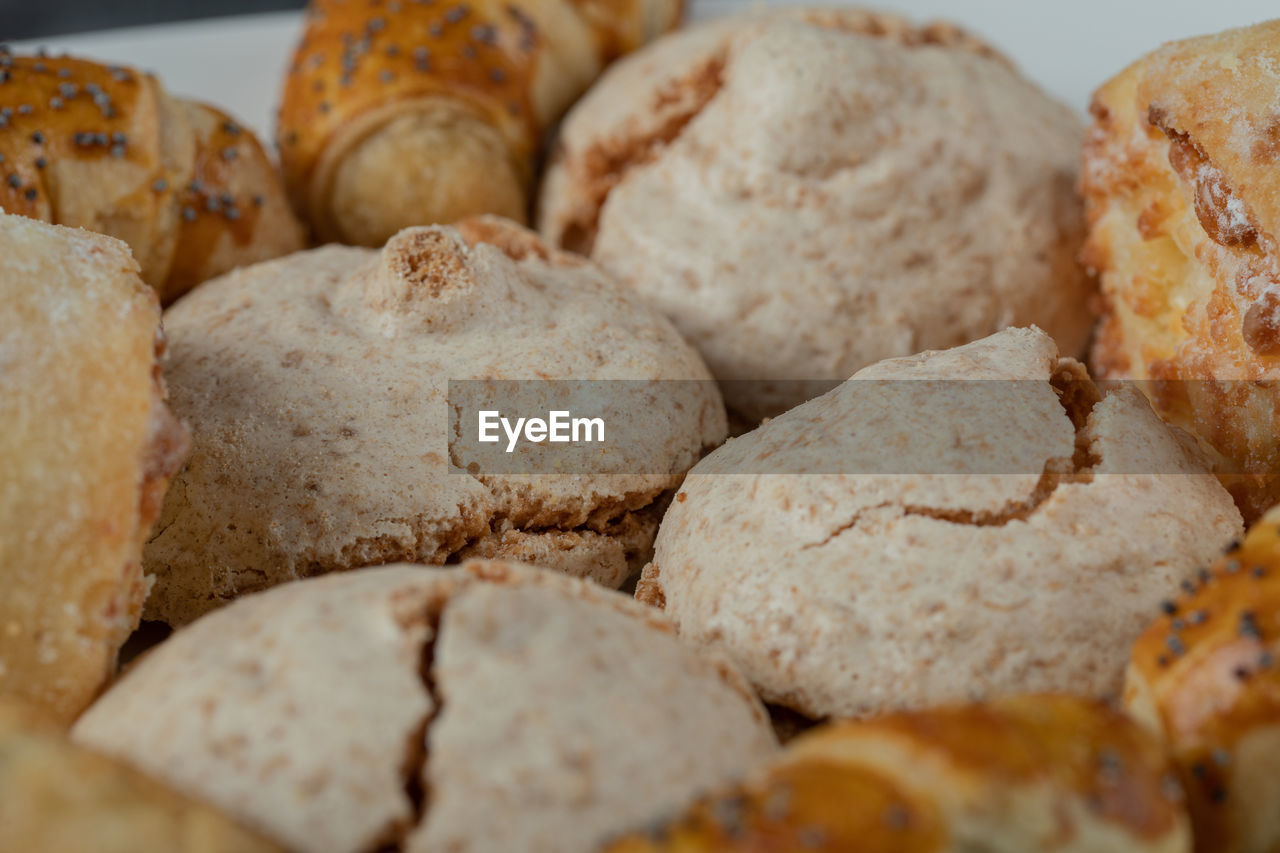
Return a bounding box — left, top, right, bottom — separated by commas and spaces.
0, 700, 279, 852
0, 48, 304, 304
73, 561, 778, 853
144, 215, 725, 626
1083, 20, 1280, 523
0, 212, 187, 725
640, 327, 1242, 720
278, 0, 683, 246
1126, 505, 1280, 853
606, 694, 1191, 853
538, 8, 1093, 421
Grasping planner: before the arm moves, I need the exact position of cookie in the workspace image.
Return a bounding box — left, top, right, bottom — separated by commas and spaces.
72, 561, 778, 853
144, 215, 725, 625
640, 326, 1242, 719
539, 8, 1093, 421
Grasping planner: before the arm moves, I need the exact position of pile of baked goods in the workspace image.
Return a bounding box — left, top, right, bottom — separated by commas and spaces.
4, 2, 1280, 851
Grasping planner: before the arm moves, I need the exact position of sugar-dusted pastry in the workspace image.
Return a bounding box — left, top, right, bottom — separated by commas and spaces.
640, 327, 1242, 720
538, 8, 1093, 421
1126, 505, 1280, 853
1083, 20, 1280, 523
278, 0, 683, 247
0, 49, 304, 304
0, 212, 187, 725
0, 700, 280, 852
144, 215, 724, 626
73, 561, 778, 853
607, 694, 1191, 853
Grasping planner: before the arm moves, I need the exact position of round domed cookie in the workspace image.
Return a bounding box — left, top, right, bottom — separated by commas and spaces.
144, 215, 726, 626
639, 326, 1242, 720
72, 561, 778, 853
538, 8, 1093, 421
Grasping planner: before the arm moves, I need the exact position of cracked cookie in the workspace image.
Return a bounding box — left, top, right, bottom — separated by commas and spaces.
1083, 20, 1280, 524
71, 560, 778, 853
0, 211, 188, 725
0, 700, 280, 852
538, 8, 1094, 422
143, 215, 725, 626
638, 326, 1242, 720
1125, 504, 1280, 853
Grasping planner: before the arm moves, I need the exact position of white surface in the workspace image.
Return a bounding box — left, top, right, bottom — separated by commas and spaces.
11, 1, 1279, 139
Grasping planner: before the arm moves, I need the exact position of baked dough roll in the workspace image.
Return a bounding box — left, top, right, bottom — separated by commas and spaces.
0, 700, 280, 852
278, 0, 683, 247
1126, 505, 1280, 853
0, 212, 187, 725
73, 561, 777, 853
606, 694, 1191, 853
1083, 20, 1280, 522
0, 49, 304, 304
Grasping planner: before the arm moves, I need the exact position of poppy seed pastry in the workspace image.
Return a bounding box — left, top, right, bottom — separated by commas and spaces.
639, 327, 1242, 720
1125, 506, 1280, 853
278, 0, 683, 246
0, 212, 187, 725
72, 561, 778, 853
538, 8, 1094, 422
0, 52, 304, 305
607, 694, 1191, 853
0, 700, 280, 852
144, 215, 725, 626
1083, 19, 1280, 524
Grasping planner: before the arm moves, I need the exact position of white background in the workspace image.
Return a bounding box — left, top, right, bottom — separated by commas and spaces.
12, 1, 1279, 138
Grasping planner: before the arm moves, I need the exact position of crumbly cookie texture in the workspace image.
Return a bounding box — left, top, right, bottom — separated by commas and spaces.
640, 327, 1243, 720
539, 8, 1093, 421
0, 700, 280, 852
1126, 505, 1280, 853
144, 216, 725, 626
1083, 19, 1280, 522
72, 561, 778, 853
0, 211, 187, 725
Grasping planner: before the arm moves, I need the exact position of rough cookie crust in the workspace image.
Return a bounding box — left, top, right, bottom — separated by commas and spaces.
144, 216, 725, 626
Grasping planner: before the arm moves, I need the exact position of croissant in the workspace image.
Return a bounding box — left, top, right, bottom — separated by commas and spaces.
0, 211, 187, 726
1126, 506, 1280, 853
0, 49, 304, 305
277, 0, 683, 247
606, 694, 1190, 853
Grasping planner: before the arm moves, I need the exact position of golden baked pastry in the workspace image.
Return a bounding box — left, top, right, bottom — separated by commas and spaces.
1126, 505, 1280, 852
0, 49, 304, 304
278, 0, 683, 246
1083, 19, 1280, 522
0, 699, 280, 852
606, 694, 1190, 853
0, 211, 187, 725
